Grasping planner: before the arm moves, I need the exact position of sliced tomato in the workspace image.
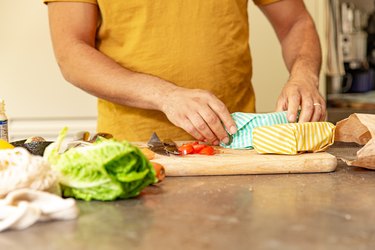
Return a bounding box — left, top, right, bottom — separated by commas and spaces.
178, 142, 216, 156
178, 144, 194, 155
192, 144, 205, 153
199, 146, 215, 155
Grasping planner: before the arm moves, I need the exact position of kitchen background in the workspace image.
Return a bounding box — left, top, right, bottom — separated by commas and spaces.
0, 0, 374, 141
325, 0, 375, 122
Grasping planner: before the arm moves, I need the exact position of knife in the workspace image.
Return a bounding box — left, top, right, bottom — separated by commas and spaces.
147, 132, 180, 156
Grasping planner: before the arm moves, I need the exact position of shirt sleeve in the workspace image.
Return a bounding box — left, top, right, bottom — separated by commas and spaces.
253, 0, 281, 5
43, 0, 97, 5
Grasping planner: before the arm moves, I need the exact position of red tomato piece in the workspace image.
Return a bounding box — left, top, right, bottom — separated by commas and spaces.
192, 144, 205, 153
199, 146, 215, 155
178, 144, 194, 155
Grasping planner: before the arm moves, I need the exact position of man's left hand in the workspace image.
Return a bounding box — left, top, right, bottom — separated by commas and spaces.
276, 77, 326, 123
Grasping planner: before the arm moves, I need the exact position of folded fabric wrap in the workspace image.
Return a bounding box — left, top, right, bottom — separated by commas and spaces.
0, 189, 78, 232
222, 111, 290, 149
252, 122, 336, 155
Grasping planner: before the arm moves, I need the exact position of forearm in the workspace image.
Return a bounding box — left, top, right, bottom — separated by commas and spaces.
47, 1, 236, 144
280, 13, 322, 86
55, 41, 178, 112
260, 0, 325, 122
277, 13, 325, 122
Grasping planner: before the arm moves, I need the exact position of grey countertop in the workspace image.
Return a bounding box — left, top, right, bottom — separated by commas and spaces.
1, 143, 375, 250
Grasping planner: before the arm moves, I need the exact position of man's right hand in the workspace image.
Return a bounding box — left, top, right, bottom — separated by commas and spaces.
161, 87, 237, 145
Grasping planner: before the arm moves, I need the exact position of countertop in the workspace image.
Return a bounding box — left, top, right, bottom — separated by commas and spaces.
327, 107, 375, 124
1, 142, 375, 250
327, 91, 375, 123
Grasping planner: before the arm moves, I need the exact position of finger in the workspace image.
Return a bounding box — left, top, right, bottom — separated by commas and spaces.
286, 95, 301, 122
208, 101, 237, 135
198, 106, 230, 145
319, 102, 327, 121
311, 102, 322, 122
187, 112, 219, 144
276, 96, 287, 112
179, 117, 205, 141
298, 98, 314, 122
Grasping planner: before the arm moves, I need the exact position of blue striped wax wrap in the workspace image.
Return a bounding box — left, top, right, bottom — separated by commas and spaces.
222, 111, 290, 149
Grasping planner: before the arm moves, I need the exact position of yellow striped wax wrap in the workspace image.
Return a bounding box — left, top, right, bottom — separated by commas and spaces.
252, 122, 336, 155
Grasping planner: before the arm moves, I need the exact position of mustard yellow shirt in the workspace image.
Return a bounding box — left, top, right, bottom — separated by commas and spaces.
44, 0, 280, 141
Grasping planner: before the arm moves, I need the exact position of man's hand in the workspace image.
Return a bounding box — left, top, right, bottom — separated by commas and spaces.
47, 2, 237, 144
276, 77, 326, 122
161, 87, 237, 145
259, 0, 324, 123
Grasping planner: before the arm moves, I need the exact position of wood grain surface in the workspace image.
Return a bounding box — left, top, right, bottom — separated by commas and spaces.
150, 147, 337, 176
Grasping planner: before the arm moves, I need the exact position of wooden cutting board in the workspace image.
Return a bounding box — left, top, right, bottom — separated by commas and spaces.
150, 147, 337, 176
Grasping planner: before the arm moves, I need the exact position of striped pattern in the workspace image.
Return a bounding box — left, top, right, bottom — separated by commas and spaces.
222, 111, 290, 149
253, 122, 336, 155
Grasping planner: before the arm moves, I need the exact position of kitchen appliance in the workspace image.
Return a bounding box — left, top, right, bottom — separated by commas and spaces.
340, 2, 368, 69
328, 1, 374, 96
342, 68, 375, 92
366, 3, 375, 67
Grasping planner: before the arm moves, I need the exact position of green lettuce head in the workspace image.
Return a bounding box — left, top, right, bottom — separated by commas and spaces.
44, 128, 157, 201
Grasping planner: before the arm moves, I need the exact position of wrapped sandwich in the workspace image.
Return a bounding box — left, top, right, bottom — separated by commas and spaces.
252, 122, 335, 155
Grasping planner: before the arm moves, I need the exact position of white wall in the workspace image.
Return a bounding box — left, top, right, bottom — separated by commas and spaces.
0, 1, 96, 119
0, 1, 96, 140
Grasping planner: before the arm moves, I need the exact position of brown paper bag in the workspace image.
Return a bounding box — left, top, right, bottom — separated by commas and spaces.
335, 114, 375, 169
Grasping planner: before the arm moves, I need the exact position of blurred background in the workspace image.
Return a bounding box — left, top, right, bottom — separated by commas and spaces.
324, 0, 375, 122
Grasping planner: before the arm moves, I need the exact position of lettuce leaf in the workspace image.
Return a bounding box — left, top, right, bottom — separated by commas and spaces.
44, 128, 157, 201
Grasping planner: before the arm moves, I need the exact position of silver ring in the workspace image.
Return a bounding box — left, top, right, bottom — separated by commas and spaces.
313, 103, 321, 106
